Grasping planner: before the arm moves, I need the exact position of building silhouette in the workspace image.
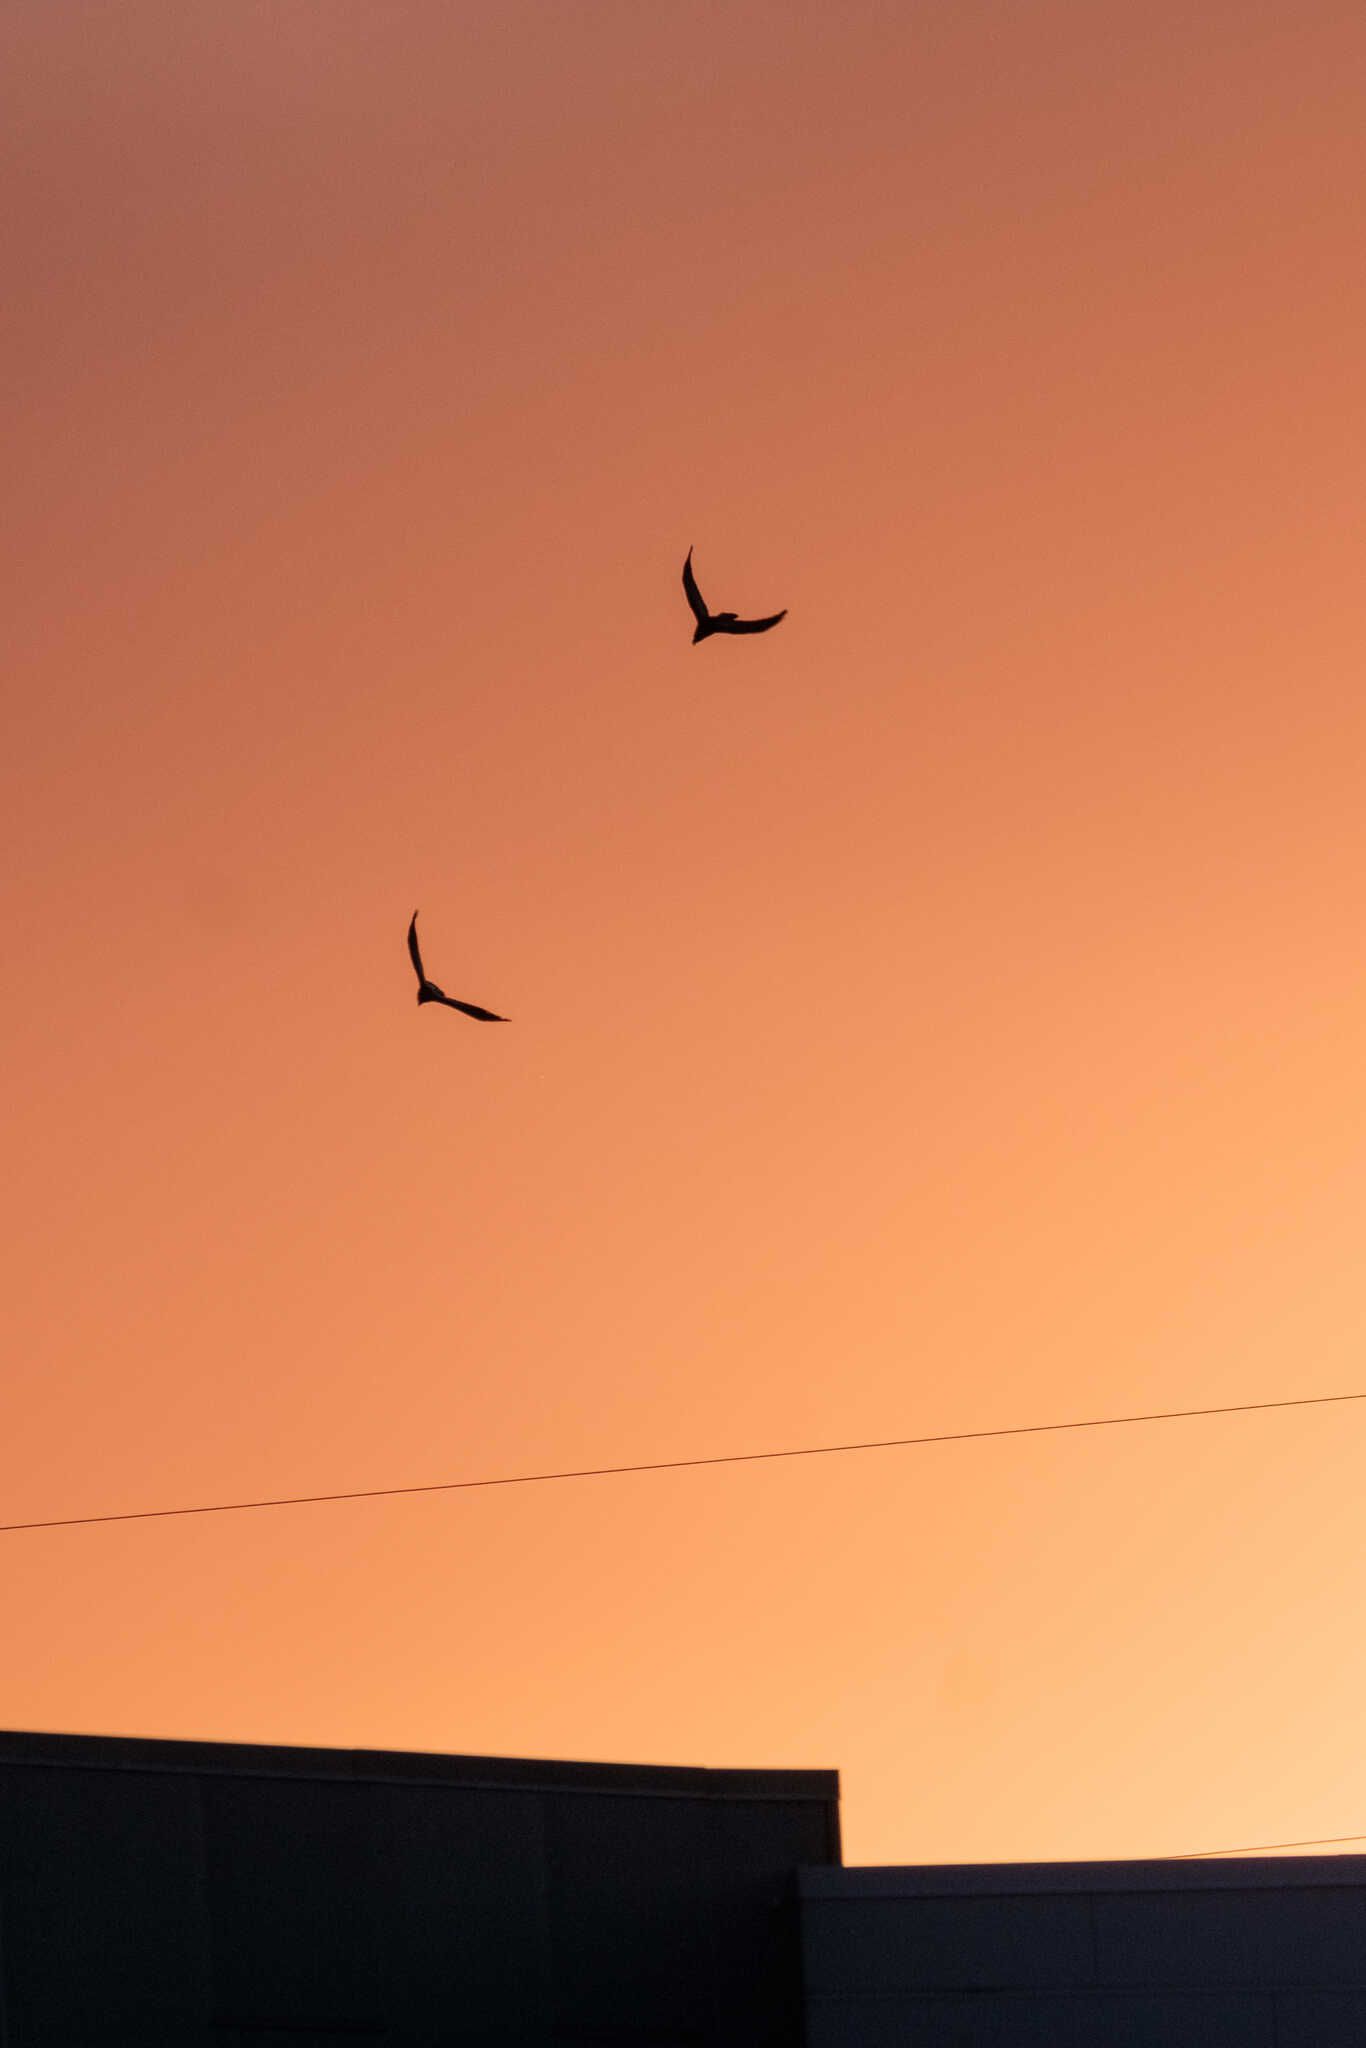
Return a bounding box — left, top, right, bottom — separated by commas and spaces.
0, 1729, 837, 2045
4, 1729, 1366, 2044
800, 1856, 1366, 2046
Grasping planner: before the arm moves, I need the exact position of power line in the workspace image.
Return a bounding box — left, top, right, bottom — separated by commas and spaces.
1175, 1830, 1366, 1860
2, 1387, 1362, 1537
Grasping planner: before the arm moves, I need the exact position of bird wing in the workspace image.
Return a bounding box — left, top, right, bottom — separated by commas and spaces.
438, 994, 509, 1022
681, 548, 710, 627
407, 912, 426, 984
725, 609, 787, 635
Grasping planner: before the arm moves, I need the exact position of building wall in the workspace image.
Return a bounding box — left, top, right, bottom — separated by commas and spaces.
0, 1729, 839, 2047
799, 1858, 1366, 2047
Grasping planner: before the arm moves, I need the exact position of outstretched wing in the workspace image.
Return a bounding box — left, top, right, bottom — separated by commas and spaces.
438, 994, 509, 1022
726, 609, 787, 635
681, 548, 710, 628
407, 912, 426, 985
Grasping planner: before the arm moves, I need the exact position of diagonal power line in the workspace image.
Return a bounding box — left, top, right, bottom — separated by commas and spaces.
1, 1388, 1363, 1537
1175, 1830, 1366, 1860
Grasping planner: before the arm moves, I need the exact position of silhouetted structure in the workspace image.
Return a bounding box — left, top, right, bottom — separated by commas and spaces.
801, 1857, 1366, 2047
9, 1728, 1366, 2045
0, 1728, 838, 2045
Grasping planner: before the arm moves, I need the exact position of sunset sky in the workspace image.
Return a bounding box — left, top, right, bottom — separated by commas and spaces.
7, 1, 1366, 1867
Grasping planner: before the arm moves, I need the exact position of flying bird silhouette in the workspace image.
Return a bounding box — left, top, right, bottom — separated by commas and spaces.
682, 548, 787, 643
407, 913, 508, 1021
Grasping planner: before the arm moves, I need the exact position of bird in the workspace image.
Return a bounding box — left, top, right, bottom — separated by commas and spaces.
682, 548, 787, 643
407, 913, 508, 1021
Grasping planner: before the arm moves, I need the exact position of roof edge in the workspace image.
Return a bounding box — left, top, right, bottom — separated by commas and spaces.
0, 1729, 839, 1803
801, 1855, 1366, 1898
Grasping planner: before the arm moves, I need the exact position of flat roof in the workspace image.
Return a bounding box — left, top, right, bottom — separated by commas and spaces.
0, 1729, 839, 1803
801, 1855, 1366, 1898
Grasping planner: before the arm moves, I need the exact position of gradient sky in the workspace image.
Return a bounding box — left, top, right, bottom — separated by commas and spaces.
7, 0, 1366, 1867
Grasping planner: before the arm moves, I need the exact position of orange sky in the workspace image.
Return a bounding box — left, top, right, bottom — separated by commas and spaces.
6, 0, 1366, 1867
